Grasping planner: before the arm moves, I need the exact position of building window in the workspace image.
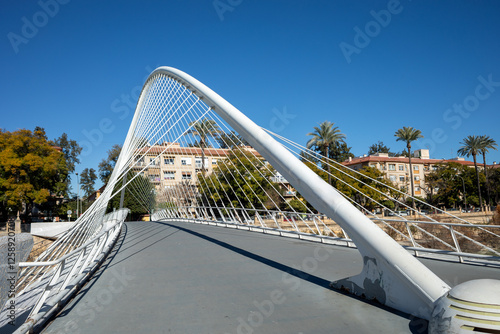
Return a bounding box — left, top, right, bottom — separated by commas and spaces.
212, 159, 218, 165
388, 164, 396, 171
414, 176, 420, 181
164, 171, 175, 180
389, 175, 397, 182
399, 165, 404, 171
415, 186, 421, 192
164, 157, 174, 165
413, 165, 419, 171
399, 176, 405, 182
150, 158, 157, 166
182, 172, 192, 180
181, 157, 192, 166
195, 157, 209, 169
369, 164, 376, 168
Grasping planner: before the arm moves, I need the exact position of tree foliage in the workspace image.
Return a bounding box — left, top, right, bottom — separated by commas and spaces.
303, 161, 395, 212
478, 135, 498, 206
307, 121, 346, 184
424, 162, 485, 208
0, 128, 68, 218
395, 126, 423, 207
328, 140, 354, 162
187, 118, 222, 174
368, 141, 396, 156
52, 133, 82, 174
106, 170, 155, 220
98, 144, 122, 184
217, 131, 249, 148
198, 150, 280, 213
80, 168, 97, 197
458, 135, 485, 208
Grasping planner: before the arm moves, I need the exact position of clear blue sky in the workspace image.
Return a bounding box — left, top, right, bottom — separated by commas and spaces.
1, 0, 500, 191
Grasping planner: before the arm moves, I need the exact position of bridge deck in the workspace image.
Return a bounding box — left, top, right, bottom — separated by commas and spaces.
41, 221, 500, 334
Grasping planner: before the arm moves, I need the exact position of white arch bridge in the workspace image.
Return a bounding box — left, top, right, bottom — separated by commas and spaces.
1, 67, 499, 333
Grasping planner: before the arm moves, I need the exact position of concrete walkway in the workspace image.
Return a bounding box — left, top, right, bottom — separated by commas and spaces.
42, 221, 500, 334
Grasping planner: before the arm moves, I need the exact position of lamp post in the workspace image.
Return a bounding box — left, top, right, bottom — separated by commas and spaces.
455, 174, 467, 211
150, 188, 156, 221
452, 168, 467, 211
76, 172, 80, 218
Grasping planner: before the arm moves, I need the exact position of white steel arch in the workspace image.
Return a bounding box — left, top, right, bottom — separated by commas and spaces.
134, 66, 450, 319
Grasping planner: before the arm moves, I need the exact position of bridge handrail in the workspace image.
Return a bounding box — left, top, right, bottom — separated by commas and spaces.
153, 208, 500, 264
9, 209, 129, 334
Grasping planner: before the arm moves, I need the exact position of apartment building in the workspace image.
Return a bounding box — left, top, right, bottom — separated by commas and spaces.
342, 149, 482, 197
132, 142, 252, 190
132, 142, 299, 201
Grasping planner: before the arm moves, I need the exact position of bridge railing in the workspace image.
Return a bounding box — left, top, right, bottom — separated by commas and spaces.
152, 206, 500, 265
1, 209, 129, 334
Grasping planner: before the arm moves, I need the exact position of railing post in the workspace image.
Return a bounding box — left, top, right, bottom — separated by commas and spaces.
449, 226, 463, 263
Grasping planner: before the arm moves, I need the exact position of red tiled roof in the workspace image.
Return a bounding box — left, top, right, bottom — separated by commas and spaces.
137, 145, 261, 157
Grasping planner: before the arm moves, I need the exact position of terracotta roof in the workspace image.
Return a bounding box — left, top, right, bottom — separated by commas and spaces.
137, 145, 261, 157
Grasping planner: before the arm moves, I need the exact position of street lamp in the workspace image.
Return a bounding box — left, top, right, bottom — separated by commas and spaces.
455, 174, 467, 211
76, 172, 80, 218
150, 188, 156, 221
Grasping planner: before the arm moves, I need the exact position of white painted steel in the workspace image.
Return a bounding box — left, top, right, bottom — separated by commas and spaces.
429, 279, 500, 333
145, 67, 450, 319
0, 209, 129, 333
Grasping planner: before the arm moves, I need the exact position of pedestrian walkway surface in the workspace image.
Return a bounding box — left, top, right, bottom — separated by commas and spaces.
41, 221, 500, 334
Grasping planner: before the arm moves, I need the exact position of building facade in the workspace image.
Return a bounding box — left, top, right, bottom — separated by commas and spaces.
341, 149, 483, 197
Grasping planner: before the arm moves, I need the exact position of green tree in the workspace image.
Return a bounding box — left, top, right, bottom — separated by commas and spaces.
328, 140, 355, 162
52, 133, 82, 174
302, 160, 395, 212
217, 131, 249, 149
0, 128, 68, 221
395, 126, 423, 209
424, 162, 481, 209
306, 121, 345, 184
488, 167, 500, 205
368, 141, 395, 156
98, 144, 122, 184
52, 133, 82, 196
187, 118, 222, 174
286, 199, 308, 213
198, 150, 280, 214
80, 168, 97, 197
106, 170, 155, 220
478, 135, 498, 206
458, 135, 484, 210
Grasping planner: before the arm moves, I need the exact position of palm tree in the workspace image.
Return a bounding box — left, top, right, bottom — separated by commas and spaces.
394, 126, 423, 209
187, 118, 222, 175
306, 121, 345, 184
457, 135, 484, 210
478, 135, 498, 207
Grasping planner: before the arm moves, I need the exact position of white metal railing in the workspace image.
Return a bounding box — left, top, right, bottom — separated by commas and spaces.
152, 207, 500, 265
1, 209, 129, 334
